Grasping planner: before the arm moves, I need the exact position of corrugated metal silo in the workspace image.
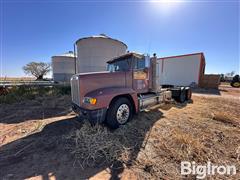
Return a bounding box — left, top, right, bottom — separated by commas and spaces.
52, 51, 76, 82
75, 34, 127, 73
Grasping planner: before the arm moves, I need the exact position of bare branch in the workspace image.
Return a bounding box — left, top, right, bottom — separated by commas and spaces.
23, 62, 51, 80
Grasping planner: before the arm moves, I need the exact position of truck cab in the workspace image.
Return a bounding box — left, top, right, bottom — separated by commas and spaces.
71, 53, 191, 128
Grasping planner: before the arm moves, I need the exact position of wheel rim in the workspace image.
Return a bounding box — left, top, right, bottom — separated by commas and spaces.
116, 104, 130, 124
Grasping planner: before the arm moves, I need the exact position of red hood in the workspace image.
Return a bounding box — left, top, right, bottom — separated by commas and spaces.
78, 71, 128, 106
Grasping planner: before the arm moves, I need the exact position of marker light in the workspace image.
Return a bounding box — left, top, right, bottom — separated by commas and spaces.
89, 98, 97, 105
83, 97, 97, 105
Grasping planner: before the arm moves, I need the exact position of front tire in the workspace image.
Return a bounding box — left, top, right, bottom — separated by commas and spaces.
106, 97, 133, 129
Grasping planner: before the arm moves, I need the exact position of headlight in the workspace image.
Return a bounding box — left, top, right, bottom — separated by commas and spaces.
83, 97, 97, 105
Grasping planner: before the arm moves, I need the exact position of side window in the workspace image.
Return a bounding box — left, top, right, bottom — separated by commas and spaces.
137, 59, 145, 69
119, 60, 129, 71
134, 57, 145, 69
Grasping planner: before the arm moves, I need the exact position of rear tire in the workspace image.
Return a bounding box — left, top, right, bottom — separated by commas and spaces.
185, 89, 192, 101
106, 97, 133, 129
177, 90, 186, 103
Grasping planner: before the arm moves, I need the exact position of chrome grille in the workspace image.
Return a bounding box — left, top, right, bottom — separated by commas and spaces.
70, 75, 80, 106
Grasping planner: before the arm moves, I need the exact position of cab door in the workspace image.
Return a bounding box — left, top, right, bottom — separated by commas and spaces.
133, 57, 150, 93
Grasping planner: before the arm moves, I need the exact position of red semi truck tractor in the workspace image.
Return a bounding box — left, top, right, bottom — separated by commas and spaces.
71, 53, 191, 129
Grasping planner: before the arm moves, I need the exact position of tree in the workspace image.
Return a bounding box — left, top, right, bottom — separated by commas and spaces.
220, 74, 225, 82
230, 71, 235, 76
23, 62, 51, 80
225, 71, 235, 77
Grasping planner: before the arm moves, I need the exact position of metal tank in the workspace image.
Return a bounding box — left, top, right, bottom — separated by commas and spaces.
52, 51, 76, 82
75, 34, 127, 73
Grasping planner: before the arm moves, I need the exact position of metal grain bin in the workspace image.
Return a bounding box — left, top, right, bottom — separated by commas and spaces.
75, 34, 127, 73
52, 51, 76, 83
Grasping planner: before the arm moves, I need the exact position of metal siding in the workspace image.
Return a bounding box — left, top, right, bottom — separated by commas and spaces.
76, 37, 127, 73
52, 56, 75, 82
53, 73, 74, 83
156, 60, 163, 86
70, 75, 80, 106
157, 54, 201, 86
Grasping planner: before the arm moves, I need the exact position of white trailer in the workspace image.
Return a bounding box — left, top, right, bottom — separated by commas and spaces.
157, 53, 205, 87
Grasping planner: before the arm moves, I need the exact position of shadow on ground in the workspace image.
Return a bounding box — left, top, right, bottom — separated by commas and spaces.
192, 88, 220, 95
0, 109, 164, 180
0, 96, 72, 124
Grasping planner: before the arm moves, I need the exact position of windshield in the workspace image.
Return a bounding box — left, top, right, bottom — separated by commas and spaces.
107, 60, 130, 72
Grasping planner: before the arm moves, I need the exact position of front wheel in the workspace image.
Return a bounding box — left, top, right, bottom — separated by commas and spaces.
106, 97, 133, 129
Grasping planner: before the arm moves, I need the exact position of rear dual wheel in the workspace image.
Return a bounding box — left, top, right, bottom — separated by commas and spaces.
186, 89, 192, 101
178, 90, 186, 103
177, 89, 191, 103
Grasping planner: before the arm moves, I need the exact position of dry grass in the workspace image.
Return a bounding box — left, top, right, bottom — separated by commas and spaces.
1, 94, 239, 179
0, 77, 36, 81
0, 95, 73, 146
212, 112, 239, 127
64, 123, 125, 168
168, 128, 206, 161
63, 95, 240, 179
0, 86, 71, 104
63, 120, 149, 169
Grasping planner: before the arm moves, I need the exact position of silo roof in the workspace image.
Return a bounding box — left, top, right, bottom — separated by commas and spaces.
75, 34, 128, 49
52, 51, 76, 58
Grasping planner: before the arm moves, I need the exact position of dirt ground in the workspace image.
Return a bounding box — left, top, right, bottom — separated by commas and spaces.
193, 84, 240, 100
0, 85, 239, 180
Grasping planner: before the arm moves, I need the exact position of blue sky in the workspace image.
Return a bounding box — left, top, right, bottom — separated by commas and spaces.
0, 0, 239, 77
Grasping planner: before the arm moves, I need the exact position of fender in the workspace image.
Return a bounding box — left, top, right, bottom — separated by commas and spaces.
81, 87, 138, 112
